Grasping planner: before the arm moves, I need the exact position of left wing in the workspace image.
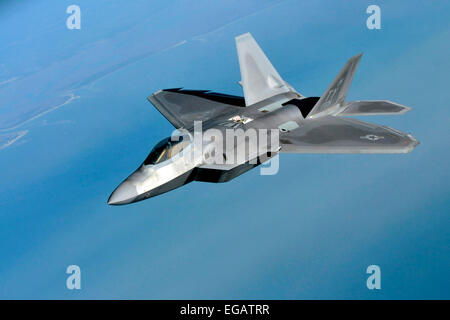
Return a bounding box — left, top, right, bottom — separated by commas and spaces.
148, 88, 245, 129
279, 116, 419, 153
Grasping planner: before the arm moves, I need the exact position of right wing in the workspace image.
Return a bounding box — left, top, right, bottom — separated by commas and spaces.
148, 88, 244, 129
280, 115, 419, 154
337, 100, 411, 116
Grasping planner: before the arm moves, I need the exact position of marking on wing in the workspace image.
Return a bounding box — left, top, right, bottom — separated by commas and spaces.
360, 134, 385, 141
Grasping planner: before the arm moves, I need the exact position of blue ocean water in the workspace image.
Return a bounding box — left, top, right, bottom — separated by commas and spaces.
0, 0, 448, 298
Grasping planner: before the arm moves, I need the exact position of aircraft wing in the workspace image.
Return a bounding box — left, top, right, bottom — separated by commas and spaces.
148, 88, 245, 129
279, 115, 419, 153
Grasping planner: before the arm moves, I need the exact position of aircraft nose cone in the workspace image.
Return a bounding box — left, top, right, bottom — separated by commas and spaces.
107, 181, 138, 205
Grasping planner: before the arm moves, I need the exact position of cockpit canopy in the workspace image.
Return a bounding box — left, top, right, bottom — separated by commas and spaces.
144, 135, 191, 165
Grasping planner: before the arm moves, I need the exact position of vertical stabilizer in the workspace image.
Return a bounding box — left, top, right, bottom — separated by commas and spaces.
236, 33, 295, 106
307, 53, 362, 118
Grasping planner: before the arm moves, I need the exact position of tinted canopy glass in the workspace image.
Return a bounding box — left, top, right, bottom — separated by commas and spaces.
144, 136, 189, 165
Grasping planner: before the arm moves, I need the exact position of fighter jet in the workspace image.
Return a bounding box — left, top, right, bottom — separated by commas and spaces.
108, 32, 419, 205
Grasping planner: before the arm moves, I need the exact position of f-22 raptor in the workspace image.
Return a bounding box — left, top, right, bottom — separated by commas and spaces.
108, 33, 419, 205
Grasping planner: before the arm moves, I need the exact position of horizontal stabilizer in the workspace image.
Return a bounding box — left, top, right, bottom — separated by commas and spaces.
337, 100, 411, 116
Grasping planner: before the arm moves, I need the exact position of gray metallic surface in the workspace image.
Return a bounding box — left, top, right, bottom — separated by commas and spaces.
338, 100, 411, 116
308, 53, 362, 118
109, 33, 419, 205
279, 116, 419, 153
149, 90, 242, 130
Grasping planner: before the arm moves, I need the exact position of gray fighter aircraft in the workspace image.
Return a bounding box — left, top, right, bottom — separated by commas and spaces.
108, 32, 419, 205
